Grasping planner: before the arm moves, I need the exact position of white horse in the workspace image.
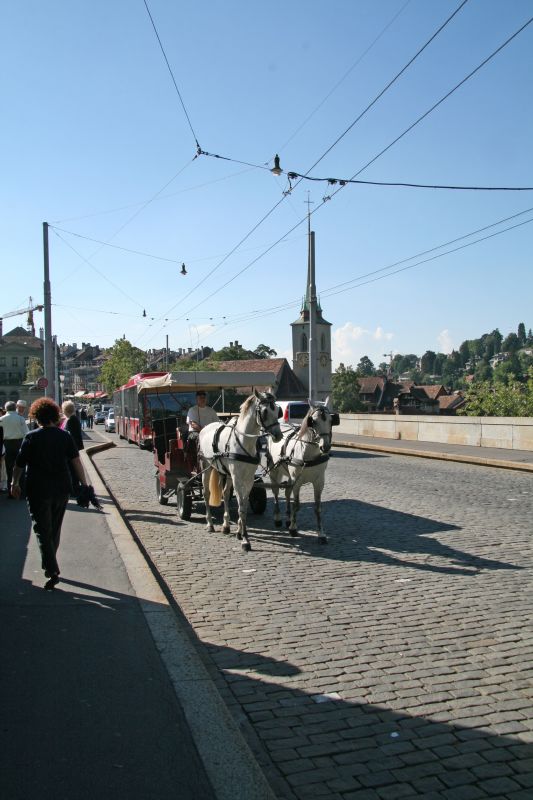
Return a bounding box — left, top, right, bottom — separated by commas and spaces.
267, 398, 339, 543
199, 390, 283, 552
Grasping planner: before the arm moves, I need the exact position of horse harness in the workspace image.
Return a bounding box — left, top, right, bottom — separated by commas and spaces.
269, 422, 331, 471
209, 398, 279, 472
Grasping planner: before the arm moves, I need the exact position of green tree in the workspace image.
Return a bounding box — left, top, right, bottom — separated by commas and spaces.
99, 339, 147, 395
494, 355, 521, 384
25, 356, 44, 383
518, 322, 526, 345
355, 355, 375, 376
459, 374, 533, 416
394, 354, 418, 375
433, 353, 446, 376
502, 332, 521, 354
253, 344, 277, 359
331, 364, 362, 412
473, 359, 493, 382
459, 340, 470, 367
420, 350, 436, 375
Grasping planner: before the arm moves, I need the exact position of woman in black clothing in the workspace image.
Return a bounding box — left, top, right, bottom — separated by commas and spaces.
61, 400, 84, 496
11, 398, 88, 590
62, 400, 84, 450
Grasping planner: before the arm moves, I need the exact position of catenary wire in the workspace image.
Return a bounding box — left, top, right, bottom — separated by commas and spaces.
277, 0, 413, 154
139, 3, 519, 345
143, 0, 200, 149
152, 0, 470, 336
189, 14, 533, 322
49, 166, 255, 225
339, 14, 533, 187
52, 230, 144, 308
161, 205, 533, 330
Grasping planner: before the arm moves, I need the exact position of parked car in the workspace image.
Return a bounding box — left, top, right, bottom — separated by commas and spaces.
275, 400, 310, 426
94, 410, 106, 424
104, 410, 115, 433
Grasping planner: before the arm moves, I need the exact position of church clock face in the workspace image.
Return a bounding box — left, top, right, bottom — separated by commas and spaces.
297, 352, 309, 367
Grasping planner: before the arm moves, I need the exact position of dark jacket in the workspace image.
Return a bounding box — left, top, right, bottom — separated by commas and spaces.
65, 414, 84, 451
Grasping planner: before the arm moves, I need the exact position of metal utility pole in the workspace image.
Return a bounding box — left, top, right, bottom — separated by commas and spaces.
308, 219, 318, 402
42, 222, 56, 400
165, 335, 169, 370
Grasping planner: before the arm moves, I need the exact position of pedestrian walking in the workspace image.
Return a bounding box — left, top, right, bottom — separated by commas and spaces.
86, 403, 95, 429
10, 398, 89, 590
61, 400, 84, 496
0, 401, 29, 498
0, 408, 6, 492
80, 406, 88, 429
16, 399, 28, 420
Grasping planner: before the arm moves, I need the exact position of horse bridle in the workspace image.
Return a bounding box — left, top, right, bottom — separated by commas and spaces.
255, 397, 280, 435
305, 406, 332, 453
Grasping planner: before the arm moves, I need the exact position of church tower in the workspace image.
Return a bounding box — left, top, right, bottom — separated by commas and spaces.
290, 230, 332, 401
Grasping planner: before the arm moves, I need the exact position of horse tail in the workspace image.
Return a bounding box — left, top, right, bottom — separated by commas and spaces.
209, 467, 223, 506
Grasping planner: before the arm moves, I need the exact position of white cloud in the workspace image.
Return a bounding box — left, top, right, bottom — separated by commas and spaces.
373, 326, 394, 342
437, 329, 454, 354
332, 322, 394, 369
333, 322, 367, 361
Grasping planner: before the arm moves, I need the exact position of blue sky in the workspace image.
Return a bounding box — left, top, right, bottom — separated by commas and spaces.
2, 0, 532, 369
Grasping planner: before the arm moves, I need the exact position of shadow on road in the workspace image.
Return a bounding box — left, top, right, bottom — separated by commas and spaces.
202, 638, 533, 800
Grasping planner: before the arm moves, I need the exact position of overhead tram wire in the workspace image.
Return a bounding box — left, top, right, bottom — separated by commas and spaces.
169, 203, 533, 332
327, 14, 533, 194
199, 0, 470, 190
322, 215, 533, 299
140, 10, 533, 344
143, 0, 200, 150
48, 225, 305, 266
291, 0, 470, 186
152, 13, 533, 330
49, 166, 256, 225
52, 230, 145, 309
277, 0, 413, 154
195, 211, 533, 335
320, 205, 533, 296
140, 3, 469, 345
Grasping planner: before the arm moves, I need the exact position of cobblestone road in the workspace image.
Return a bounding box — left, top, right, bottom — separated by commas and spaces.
94, 435, 533, 800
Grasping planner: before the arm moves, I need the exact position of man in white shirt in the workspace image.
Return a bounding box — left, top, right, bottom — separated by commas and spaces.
0, 401, 29, 498
186, 391, 219, 432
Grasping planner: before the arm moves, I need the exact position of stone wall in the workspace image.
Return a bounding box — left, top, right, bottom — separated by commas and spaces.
337, 414, 533, 451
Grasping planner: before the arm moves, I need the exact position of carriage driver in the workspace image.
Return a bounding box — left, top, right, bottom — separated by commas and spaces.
186, 391, 219, 433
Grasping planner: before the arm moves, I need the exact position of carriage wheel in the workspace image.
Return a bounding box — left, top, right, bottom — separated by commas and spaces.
155, 475, 168, 505
249, 481, 267, 515
176, 484, 192, 521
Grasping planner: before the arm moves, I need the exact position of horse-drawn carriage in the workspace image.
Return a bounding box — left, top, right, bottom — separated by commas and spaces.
137, 369, 339, 551
150, 371, 278, 524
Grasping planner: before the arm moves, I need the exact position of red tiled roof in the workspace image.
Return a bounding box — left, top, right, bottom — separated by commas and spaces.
217, 358, 286, 376
358, 377, 385, 393
418, 385, 447, 400
438, 394, 465, 410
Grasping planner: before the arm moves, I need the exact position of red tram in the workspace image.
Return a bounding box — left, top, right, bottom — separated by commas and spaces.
113, 372, 197, 448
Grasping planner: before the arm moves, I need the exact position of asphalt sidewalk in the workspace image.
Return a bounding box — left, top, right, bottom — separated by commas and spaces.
0, 447, 275, 800
333, 432, 533, 472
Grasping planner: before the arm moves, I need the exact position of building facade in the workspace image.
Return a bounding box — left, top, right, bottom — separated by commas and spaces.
0, 326, 44, 407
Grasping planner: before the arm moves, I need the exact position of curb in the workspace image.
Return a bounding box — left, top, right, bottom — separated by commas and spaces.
84, 447, 277, 800
333, 439, 533, 473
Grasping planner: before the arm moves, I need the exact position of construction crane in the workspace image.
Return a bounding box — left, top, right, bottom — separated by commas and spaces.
0, 297, 44, 337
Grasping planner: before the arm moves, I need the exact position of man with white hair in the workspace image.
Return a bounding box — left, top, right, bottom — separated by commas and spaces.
0, 401, 29, 498
16, 399, 27, 418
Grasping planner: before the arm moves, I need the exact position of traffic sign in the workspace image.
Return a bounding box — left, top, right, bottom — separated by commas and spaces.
37, 377, 48, 389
